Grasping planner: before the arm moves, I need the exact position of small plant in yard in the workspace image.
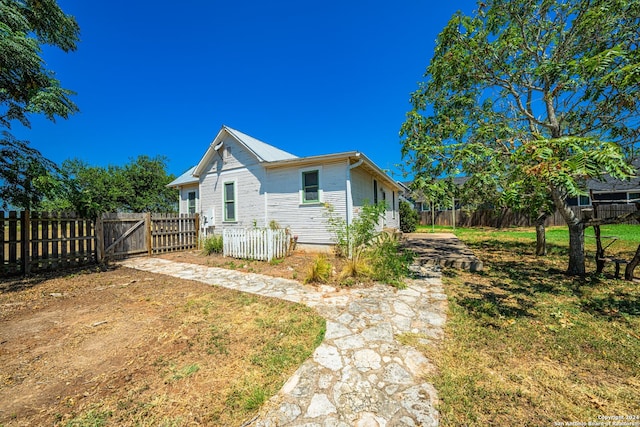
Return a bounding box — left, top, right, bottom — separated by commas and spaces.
324, 201, 414, 287
304, 254, 332, 284
369, 233, 415, 288
399, 200, 419, 233
201, 234, 223, 255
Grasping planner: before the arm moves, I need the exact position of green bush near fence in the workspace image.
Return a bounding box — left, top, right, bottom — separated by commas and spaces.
202, 234, 223, 255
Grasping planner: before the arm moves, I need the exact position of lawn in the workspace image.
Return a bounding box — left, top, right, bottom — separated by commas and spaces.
0, 266, 325, 426
409, 225, 640, 426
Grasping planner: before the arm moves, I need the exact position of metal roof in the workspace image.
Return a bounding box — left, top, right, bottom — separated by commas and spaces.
167, 166, 198, 187
224, 126, 297, 162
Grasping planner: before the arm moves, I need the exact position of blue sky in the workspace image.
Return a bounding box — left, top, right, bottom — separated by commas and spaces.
13, 0, 478, 180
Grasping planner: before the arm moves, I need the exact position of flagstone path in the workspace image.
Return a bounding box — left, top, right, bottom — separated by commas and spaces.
118, 257, 446, 426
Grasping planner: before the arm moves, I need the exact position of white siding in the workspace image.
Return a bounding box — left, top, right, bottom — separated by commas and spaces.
265, 160, 348, 245
194, 135, 400, 243
177, 184, 199, 216
350, 168, 399, 230
198, 136, 268, 231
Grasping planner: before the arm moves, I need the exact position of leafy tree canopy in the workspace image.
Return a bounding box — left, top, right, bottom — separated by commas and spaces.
0, 0, 80, 209
41, 156, 178, 218
0, 0, 80, 128
401, 0, 640, 275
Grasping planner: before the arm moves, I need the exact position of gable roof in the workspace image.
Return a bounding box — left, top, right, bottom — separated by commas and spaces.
224, 127, 298, 162
186, 126, 399, 191
167, 166, 198, 188
194, 125, 297, 176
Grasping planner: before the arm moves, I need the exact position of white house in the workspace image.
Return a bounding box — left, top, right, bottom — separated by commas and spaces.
168, 125, 401, 250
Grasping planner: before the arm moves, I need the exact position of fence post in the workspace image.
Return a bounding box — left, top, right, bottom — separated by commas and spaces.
95, 214, 104, 263
21, 210, 31, 274
146, 212, 152, 256
194, 213, 200, 247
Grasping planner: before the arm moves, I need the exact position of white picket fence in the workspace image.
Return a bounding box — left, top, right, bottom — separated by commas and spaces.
223, 228, 289, 262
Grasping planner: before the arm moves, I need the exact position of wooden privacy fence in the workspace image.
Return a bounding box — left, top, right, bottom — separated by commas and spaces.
223, 228, 289, 262
420, 204, 639, 228
1, 211, 199, 276
96, 212, 199, 261
1, 211, 95, 275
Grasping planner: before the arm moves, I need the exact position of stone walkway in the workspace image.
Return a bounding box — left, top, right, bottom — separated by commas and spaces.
403, 233, 483, 272
118, 257, 446, 426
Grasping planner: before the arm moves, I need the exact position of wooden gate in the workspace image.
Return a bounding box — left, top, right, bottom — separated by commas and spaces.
95, 212, 199, 261
97, 213, 147, 260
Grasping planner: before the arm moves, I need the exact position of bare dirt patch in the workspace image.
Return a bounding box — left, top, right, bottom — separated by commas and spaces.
158, 249, 354, 286
0, 265, 324, 426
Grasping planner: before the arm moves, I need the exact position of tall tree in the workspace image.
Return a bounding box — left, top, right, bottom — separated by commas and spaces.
0, 0, 80, 209
120, 155, 177, 213
0, 132, 57, 209
401, 0, 639, 275
43, 157, 178, 217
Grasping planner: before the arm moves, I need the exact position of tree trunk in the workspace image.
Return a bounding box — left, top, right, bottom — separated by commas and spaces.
551, 187, 586, 275
624, 244, 640, 281
567, 222, 586, 275
535, 213, 547, 256
593, 224, 606, 274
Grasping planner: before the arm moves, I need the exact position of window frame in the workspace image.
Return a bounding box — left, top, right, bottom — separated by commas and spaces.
300, 167, 322, 204
223, 180, 237, 222
187, 191, 197, 215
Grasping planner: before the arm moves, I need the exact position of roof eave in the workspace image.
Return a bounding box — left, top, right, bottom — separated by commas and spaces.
264, 151, 401, 191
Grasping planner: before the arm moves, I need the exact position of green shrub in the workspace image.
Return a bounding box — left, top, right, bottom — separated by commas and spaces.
324, 201, 386, 259
305, 254, 332, 284
369, 232, 415, 288
324, 201, 415, 288
399, 200, 419, 233
202, 234, 223, 255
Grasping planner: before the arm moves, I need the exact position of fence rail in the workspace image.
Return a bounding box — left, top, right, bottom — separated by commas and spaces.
223, 228, 289, 262
1, 211, 96, 275
420, 204, 639, 228
150, 213, 199, 254
2, 211, 199, 277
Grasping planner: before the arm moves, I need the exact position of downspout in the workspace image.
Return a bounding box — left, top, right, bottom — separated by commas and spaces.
346, 154, 363, 258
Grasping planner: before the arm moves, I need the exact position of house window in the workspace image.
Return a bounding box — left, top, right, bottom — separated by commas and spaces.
302, 170, 320, 203
629, 192, 640, 203
224, 181, 236, 221
579, 195, 590, 206
373, 180, 378, 204
187, 191, 196, 215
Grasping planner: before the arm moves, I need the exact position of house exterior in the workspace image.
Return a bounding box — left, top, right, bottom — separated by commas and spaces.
168, 126, 401, 250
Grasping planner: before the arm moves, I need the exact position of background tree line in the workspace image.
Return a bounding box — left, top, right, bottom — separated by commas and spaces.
2, 152, 178, 217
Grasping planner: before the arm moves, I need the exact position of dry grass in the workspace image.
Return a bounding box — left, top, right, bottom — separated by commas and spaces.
0, 266, 325, 426
417, 229, 640, 426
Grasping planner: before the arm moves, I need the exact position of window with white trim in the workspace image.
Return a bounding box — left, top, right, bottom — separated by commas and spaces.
224, 181, 236, 221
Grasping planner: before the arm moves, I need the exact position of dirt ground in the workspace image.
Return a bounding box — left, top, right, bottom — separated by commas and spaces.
0, 254, 325, 426
158, 249, 353, 285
